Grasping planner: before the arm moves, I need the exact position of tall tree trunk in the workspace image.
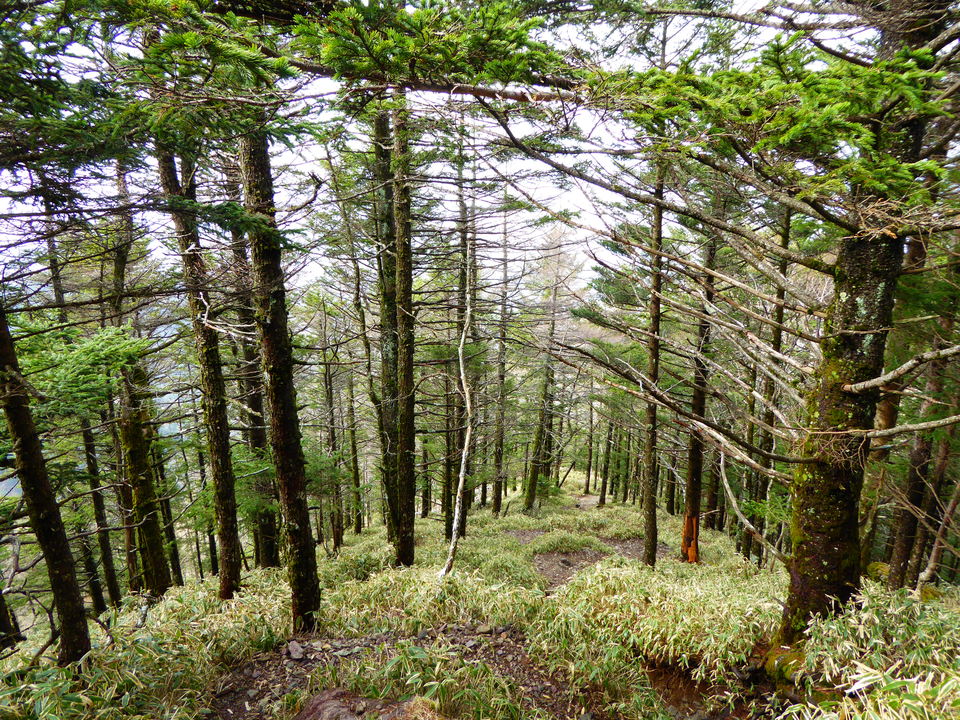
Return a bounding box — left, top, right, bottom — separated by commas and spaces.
240, 128, 320, 630
777, 231, 903, 645
346, 372, 364, 533
392, 104, 417, 565
642, 173, 664, 564
110, 164, 169, 597
322, 314, 344, 551
585, 395, 594, 495
492, 221, 508, 515
524, 283, 558, 512
157, 147, 240, 598
374, 111, 402, 548
0, 305, 91, 665
226, 166, 280, 569
681, 235, 716, 563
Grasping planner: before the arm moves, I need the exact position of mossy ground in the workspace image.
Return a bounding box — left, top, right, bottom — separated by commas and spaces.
2, 482, 957, 720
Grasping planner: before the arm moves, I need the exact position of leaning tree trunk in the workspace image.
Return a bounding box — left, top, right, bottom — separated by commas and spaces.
0, 305, 91, 665
240, 128, 320, 631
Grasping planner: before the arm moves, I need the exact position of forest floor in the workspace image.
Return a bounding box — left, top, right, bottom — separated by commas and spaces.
210, 492, 769, 720
7, 483, 956, 720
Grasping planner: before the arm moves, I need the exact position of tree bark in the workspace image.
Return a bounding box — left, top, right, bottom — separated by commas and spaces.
157, 147, 241, 599
0, 305, 91, 665
681, 235, 716, 564
226, 167, 280, 569
392, 104, 417, 565
777, 230, 903, 646
240, 128, 320, 630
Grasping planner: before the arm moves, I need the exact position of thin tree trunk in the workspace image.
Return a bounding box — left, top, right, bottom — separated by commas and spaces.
681, 235, 716, 564
346, 372, 363, 533
440, 204, 476, 578
755, 211, 790, 564
321, 311, 344, 551
889, 317, 954, 588
81, 422, 122, 606
0, 305, 91, 665
598, 421, 613, 508
157, 147, 240, 599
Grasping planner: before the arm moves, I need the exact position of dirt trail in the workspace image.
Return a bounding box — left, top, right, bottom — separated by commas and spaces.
211, 624, 613, 720
212, 494, 767, 720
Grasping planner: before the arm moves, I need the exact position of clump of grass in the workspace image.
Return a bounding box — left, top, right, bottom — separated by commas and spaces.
0, 569, 291, 720
317, 567, 542, 637
533, 556, 783, 686
779, 582, 960, 720
803, 581, 960, 684
525, 530, 612, 555
303, 641, 540, 720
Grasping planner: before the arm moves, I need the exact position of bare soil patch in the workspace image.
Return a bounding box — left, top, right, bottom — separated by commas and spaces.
601, 536, 675, 561
575, 494, 600, 510
534, 549, 608, 589
505, 529, 545, 545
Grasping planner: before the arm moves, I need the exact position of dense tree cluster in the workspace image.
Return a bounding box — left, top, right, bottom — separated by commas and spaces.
2, 0, 960, 669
